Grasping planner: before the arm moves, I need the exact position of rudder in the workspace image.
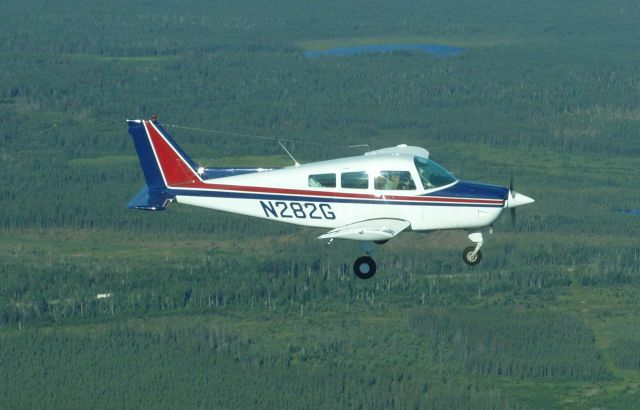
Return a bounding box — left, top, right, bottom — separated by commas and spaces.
127, 118, 202, 188
127, 118, 203, 210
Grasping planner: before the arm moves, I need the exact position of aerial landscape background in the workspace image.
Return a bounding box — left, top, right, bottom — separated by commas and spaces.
1, 0, 639, 408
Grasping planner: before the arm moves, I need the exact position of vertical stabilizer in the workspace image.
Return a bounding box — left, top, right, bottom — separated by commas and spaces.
127, 118, 202, 210
127, 119, 202, 188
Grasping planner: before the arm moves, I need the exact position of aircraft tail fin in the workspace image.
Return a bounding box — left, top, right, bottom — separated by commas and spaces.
127, 118, 203, 210
128, 118, 202, 187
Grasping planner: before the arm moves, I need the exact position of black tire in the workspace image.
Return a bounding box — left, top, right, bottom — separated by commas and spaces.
353, 256, 377, 279
374, 240, 389, 245
462, 246, 482, 265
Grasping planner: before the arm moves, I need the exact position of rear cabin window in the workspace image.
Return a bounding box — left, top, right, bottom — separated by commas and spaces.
308, 173, 336, 188
341, 171, 369, 189
374, 171, 416, 190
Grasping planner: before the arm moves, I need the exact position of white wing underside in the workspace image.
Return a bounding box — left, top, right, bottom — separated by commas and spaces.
318, 219, 411, 242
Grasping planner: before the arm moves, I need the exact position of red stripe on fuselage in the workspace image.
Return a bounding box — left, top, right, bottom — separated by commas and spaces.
182, 183, 504, 205
144, 120, 504, 206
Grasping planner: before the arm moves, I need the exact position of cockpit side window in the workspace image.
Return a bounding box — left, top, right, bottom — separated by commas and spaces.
308, 173, 336, 188
341, 171, 369, 189
374, 171, 416, 190
414, 156, 456, 189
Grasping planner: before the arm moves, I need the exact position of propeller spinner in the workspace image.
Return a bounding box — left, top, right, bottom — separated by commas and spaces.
505, 176, 535, 223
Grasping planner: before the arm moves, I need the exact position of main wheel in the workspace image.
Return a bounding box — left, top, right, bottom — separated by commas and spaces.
462, 246, 482, 265
353, 256, 377, 279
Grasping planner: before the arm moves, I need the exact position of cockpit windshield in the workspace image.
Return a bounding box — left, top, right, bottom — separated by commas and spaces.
414, 156, 457, 189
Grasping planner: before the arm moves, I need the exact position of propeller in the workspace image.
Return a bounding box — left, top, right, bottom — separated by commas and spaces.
509, 174, 516, 225
505, 174, 535, 224
509, 174, 514, 195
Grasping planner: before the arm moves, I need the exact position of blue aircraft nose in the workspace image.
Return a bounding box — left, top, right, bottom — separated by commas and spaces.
437, 180, 510, 201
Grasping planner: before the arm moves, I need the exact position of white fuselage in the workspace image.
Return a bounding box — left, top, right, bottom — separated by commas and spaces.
175, 154, 505, 232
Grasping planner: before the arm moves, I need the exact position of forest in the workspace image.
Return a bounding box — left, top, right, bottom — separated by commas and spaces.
1, 0, 639, 408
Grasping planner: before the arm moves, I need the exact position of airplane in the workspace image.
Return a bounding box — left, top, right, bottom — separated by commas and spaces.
127, 117, 534, 279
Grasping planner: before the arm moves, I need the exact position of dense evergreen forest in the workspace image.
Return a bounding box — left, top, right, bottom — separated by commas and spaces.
1, 0, 639, 408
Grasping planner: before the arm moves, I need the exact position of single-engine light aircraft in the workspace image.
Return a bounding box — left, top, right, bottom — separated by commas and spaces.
127, 118, 534, 279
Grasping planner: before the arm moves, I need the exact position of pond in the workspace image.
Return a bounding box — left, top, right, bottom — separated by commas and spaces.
304, 44, 464, 58
618, 209, 640, 216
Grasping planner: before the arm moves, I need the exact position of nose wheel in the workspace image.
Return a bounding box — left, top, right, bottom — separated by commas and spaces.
353, 256, 377, 279
463, 232, 484, 266
463, 246, 482, 265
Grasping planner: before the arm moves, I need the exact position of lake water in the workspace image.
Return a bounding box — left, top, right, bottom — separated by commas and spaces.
618, 209, 640, 216
304, 44, 464, 58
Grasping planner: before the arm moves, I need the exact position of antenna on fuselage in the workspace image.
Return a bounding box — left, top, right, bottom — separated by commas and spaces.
278, 141, 300, 167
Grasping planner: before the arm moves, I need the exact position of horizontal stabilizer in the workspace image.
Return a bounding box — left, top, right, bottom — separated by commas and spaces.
127, 185, 173, 211
319, 219, 411, 242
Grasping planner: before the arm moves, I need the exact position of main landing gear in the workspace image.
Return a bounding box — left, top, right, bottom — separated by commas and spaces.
354, 256, 376, 279
462, 231, 484, 265
353, 241, 377, 279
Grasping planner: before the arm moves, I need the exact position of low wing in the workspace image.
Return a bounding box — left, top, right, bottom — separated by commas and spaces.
318, 219, 411, 242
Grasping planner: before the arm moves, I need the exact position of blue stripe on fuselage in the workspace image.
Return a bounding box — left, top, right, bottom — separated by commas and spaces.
168, 188, 505, 208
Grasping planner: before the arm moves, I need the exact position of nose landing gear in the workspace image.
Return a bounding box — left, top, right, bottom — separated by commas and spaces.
463, 232, 484, 265
463, 246, 482, 265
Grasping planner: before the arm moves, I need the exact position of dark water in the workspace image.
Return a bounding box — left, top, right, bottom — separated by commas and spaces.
618, 209, 640, 216
304, 44, 464, 58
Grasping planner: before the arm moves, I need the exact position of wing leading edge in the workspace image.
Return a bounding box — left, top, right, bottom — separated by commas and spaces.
319, 219, 411, 242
